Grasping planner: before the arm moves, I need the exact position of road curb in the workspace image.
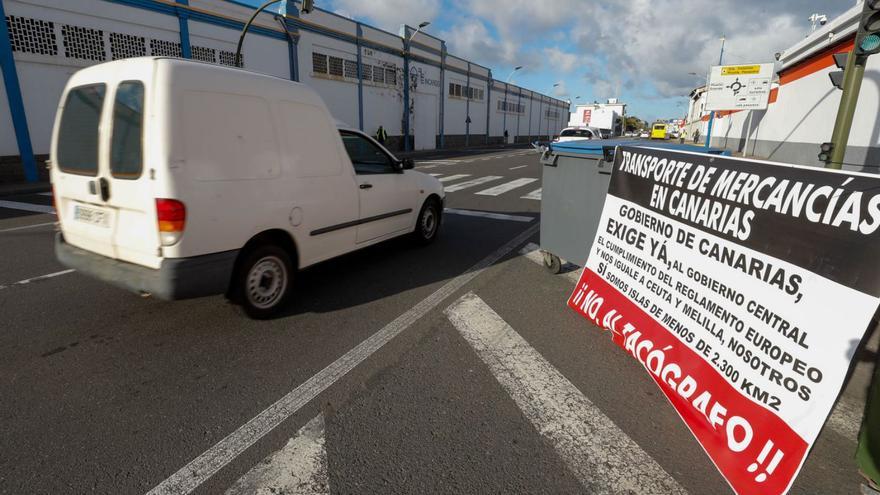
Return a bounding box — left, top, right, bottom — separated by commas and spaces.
0, 181, 50, 197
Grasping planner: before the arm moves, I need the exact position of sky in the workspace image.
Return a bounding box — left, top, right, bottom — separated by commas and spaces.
309, 0, 852, 124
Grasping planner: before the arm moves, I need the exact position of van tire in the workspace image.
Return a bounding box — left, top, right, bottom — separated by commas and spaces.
412, 197, 441, 245
235, 244, 294, 319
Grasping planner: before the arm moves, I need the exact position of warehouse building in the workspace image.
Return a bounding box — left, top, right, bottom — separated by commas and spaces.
0, 0, 570, 183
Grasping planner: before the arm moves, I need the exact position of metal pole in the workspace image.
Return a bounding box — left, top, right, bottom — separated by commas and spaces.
743, 110, 753, 157
828, 50, 864, 169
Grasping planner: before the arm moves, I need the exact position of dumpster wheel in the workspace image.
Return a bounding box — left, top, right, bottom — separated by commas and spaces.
542, 251, 562, 274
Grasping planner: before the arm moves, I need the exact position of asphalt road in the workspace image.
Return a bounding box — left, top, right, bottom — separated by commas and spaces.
0, 146, 875, 494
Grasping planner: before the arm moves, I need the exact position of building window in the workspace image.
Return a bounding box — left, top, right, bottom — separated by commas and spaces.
344, 59, 358, 79
385, 67, 396, 85
372, 65, 385, 83
312, 52, 328, 74
362, 64, 372, 81
328, 56, 344, 76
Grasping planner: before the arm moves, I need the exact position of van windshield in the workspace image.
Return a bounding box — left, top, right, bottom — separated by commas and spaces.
57, 84, 105, 176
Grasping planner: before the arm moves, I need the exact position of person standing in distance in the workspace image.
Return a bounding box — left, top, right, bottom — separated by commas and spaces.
376, 125, 388, 145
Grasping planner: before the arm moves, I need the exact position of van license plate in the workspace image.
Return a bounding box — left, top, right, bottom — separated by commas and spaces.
74, 205, 109, 228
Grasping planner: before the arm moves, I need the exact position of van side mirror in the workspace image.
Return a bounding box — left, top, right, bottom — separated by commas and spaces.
401, 158, 415, 170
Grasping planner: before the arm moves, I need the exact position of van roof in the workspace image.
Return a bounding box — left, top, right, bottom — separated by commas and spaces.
72, 56, 305, 87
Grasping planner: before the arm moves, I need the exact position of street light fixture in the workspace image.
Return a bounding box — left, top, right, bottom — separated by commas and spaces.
506, 66, 523, 83
408, 21, 430, 42
401, 21, 430, 152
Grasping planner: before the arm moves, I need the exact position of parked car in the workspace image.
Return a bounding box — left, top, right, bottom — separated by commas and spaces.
599, 129, 612, 139
639, 131, 650, 138
51, 57, 444, 318
553, 126, 604, 143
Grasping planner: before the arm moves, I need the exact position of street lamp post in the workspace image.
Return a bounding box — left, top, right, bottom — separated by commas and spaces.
402, 21, 430, 152
234, 0, 284, 67
502, 66, 521, 145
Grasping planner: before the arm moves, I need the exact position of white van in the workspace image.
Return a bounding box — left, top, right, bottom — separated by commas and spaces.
52, 57, 444, 318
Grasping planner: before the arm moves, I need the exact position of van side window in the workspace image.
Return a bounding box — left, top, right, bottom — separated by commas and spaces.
57, 84, 105, 176
110, 81, 144, 179
340, 132, 394, 174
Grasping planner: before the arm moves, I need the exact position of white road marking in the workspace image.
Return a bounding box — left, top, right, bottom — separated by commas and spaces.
522, 188, 542, 201
428, 173, 442, 177
226, 414, 329, 495
37, 192, 53, 196
446, 293, 685, 495
0, 268, 76, 290
475, 178, 538, 196
443, 176, 503, 192
0, 221, 56, 233
518, 242, 863, 441
146, 222, 540, 495
0, 200, 55, 214
437, 174, 471, 183
509, 165, 527, 170
444, 208, 534, 223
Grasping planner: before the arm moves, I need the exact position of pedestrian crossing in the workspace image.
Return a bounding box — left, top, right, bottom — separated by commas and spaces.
427, 172, 542, 200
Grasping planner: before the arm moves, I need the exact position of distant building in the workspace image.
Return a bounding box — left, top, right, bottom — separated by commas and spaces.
568, 99, 627, 136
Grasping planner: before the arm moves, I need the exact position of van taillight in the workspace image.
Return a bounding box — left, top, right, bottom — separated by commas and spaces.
156, 198, 185, 246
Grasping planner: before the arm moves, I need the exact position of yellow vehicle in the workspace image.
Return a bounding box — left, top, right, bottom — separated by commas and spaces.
651, 123, 668, 140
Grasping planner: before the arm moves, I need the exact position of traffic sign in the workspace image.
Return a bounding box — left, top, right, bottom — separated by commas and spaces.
705, 63, 775, 111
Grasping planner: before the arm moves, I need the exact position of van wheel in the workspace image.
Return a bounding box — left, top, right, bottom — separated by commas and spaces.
413, 198, 441, 245
236, 244, 293, 319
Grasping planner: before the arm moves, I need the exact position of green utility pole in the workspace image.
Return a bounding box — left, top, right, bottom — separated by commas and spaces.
824, 0, 880, 169
826, 50, 865, 169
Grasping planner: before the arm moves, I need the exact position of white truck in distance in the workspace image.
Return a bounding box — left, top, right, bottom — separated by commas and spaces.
51, 57, 444, 318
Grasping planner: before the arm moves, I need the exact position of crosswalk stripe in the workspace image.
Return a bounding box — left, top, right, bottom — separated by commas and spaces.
437, 174, 471, 183
444, 208, 533, 223
0, 200, 55, 214
446, 293, 685, 495
443, 176, 502, 192
428, 173, 442, 177
226, 414, 329, 495
522, 188, 542, 200
475, 178, 537, 196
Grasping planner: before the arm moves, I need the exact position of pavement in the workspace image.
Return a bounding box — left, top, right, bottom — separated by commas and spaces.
0, 146, 875, 494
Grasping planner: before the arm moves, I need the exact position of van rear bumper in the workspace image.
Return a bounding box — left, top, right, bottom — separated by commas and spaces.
55, 233, 238, 300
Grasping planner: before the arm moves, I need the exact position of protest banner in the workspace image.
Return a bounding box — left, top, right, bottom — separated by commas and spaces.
569, 146, 880, 494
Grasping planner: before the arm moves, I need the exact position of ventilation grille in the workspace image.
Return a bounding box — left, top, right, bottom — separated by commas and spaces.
109, 32, 145, 60
219, 50, 239, 66
61, 24, 105, 61
149, 38, 181, 57
191, 45, 215, 63
6, 15, 57, 55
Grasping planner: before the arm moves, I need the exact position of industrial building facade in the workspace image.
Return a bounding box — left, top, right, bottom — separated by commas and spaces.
0, 0, 570, 182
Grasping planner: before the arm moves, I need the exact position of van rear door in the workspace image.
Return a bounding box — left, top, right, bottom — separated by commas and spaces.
54, 65, 162, 269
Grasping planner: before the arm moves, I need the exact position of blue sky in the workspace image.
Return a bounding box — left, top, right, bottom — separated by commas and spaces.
284, 0, 850, 123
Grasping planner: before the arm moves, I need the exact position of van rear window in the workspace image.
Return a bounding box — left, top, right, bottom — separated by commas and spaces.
57, 84, 105, 176
110, 81, 144, 179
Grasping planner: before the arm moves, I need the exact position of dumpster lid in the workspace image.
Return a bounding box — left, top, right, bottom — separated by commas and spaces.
549, 139, 731, 157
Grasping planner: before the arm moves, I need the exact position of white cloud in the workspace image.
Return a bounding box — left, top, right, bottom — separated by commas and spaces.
329, 0, 441, 33
543, 47, 579, 74
443, 0, 849, 104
